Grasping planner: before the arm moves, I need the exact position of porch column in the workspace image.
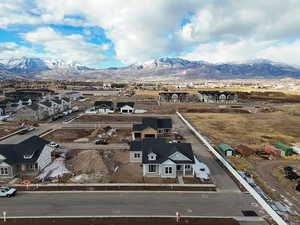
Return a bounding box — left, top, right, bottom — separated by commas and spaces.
183, 164, 185, 176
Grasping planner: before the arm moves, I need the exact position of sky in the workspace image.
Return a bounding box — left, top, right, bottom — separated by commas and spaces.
1, 0, 300, 69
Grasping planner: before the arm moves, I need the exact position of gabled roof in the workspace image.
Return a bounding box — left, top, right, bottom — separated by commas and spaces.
0, 136, 50, 165
133, 117, 172, 131
51, 99, 62, 105
94, 101, 113, 109
39, 101, 52, 108
62, 97, 71, 103
129, 139, 194, 164
27, 103, 39, 111
116, 102, 135, 109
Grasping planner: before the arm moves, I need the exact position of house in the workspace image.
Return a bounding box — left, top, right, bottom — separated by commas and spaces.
129, 139, 195, 178
116, 102, 135, 113
219, 144, 234, 157
94, 101, 114, 113
198, 91, 238, 103
132, 117, 172, 140
39, 101, 55, 117
64, 92, 82, 101
15, 104, 49, 121
0, 136, 52, 178
159, 92, 189, 102
61, 97, 72, 111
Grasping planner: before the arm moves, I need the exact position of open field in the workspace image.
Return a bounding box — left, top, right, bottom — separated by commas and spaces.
184, 110, 300, 221
184, 111, 300, 150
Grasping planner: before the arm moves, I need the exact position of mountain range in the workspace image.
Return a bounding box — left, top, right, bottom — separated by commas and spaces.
0, 57, 300, 80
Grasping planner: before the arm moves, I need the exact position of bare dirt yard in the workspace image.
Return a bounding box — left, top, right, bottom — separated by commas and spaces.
0, 122, 19, 138
43, 128, 132, 143
73, 115, 144, 123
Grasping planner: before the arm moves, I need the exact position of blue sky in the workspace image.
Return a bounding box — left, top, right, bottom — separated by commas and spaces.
1, 0, 300, 68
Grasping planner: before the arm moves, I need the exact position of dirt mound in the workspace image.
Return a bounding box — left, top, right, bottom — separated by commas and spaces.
72, 150, 109, 175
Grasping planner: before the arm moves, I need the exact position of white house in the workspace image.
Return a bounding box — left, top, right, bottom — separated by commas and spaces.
129, 139, 195, 178
116, 102, 135, 114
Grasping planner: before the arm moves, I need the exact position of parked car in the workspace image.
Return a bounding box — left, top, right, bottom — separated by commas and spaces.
95, 139, 109, 145
49, 142, 60, 148
19, 129, 29, 135
0, 187, 17, 197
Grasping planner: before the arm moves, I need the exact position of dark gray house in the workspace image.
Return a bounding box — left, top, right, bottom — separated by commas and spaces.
0, 136, 52, 179
159, 92, 189, 102
129, 139, 194, 178
132, 117, 172, 140
198, 91, 238, 103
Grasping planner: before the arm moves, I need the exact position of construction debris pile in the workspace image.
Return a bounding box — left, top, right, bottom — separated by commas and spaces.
70, 150, 110, 183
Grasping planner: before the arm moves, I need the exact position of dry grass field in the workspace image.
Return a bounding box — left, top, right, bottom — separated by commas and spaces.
184, 111, 300, 150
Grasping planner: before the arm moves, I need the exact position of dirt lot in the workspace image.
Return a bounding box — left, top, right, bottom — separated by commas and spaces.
43, 128, 93, 142
0, 217, 241, 225
43, 128, 132, 143
73, 115, 144, 123
0, 122, 19, 138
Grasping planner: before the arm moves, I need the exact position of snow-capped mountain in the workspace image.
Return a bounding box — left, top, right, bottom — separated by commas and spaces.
0, 56, 300, 80
0, 57, 94, 75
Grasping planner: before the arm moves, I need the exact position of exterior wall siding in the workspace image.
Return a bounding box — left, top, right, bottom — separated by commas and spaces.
129, 151, 142, 163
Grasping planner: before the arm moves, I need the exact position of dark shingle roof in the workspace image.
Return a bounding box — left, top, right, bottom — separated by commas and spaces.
0, 136, 50, 165
129, 139, 194, 164
52, 99, 62, 105
27, 104, 39, 111
62, 97, 71, 102
39, 101, 52, 108
94, 101, 113, 109
133, 117, 172, 131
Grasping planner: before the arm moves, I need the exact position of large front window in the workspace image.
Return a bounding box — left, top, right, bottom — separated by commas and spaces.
165, 167, 172, 174
149, 165, 156, 173
134, 153, 141, 158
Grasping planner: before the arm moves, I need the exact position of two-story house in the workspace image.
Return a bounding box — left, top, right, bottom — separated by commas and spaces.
132, 117, 172, 140
0, 136, 52, 179
129, 139, 195, 178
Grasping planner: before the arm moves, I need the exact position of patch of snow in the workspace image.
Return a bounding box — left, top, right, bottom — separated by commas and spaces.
38, 156, 71, 180
193, 157, 210, 180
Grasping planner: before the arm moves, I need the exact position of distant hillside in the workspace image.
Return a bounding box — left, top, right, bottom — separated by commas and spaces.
0, 57, 300, 80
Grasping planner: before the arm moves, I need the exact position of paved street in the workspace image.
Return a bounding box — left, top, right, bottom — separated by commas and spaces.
0, 192, 260, 217
0, 125, 54, 144
172, 115, 240, 192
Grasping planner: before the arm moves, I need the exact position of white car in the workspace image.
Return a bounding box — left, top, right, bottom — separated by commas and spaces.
0, 187, 17, 197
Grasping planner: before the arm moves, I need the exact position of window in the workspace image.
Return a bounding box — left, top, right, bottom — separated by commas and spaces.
134, 153, 140, 158
0, 167, 9, 175
185, 165, 191, 170
165, 167, 172, 174
148, 165, 156, 173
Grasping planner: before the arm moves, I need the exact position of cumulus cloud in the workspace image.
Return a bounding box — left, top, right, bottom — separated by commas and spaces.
0, 42, 43, 60
21, 27, 107, 68
1, 0, 300, 65
182, 39, 300, 65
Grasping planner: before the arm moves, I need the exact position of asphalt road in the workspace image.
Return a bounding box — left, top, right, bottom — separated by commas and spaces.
0, 192, 260, 217
0, 126, 53, 144
172, 115, 240, 192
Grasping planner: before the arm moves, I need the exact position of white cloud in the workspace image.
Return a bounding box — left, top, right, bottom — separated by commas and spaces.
21, 27, 107, 68
182, 39, 300, 65
1, 0, 300, 66
0, 42, 43, 60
